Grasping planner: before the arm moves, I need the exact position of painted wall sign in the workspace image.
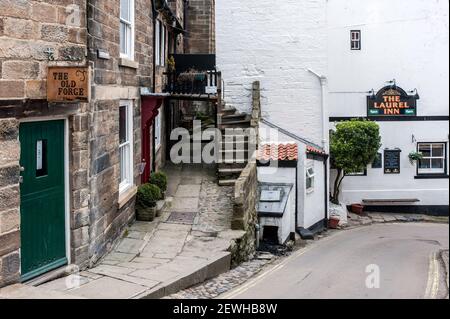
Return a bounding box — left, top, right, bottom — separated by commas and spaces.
384, 149, 401, 174
47, 67, 90, 102
367, 86, 419, 117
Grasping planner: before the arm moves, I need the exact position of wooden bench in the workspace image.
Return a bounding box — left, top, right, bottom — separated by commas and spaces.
362, 199, 420, 205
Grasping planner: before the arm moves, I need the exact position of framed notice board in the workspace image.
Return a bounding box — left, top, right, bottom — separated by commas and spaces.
384, 150, 401, 174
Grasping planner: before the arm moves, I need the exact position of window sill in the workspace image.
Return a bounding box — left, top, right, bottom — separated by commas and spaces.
415, 175, 449, 180
118, 185, 138, 209
119, 58, 139, 69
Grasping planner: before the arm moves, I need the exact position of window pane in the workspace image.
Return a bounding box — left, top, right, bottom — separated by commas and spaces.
419, 159, 431, 169
432, 144, 444, 157
119, 144, 129, 183
120, 0, 130, 21
419, 144, 431, 157
120, 22, 127, 54
119, 106, 127, 144
431, 158, 444, 169
36, 139, 48, 177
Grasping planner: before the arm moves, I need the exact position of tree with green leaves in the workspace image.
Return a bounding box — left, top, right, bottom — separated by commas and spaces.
330, 119, 382, 204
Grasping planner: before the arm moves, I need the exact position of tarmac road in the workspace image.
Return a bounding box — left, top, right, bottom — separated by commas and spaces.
222, 223, 449, 299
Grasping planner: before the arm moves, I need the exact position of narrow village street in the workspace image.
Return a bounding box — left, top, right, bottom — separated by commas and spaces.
219, 223, 449, 299
0, 164, 248, 299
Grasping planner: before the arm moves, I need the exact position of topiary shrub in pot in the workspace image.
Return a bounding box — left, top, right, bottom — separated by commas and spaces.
136, 184, 161, 222
150, 171, 168, 199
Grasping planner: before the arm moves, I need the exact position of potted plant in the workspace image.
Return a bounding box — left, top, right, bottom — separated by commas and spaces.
150, 171, 168, 199
328, 214, 341, 229
135, 184, 161, 222
351, 203, 364, 215
408, 151, 423, 165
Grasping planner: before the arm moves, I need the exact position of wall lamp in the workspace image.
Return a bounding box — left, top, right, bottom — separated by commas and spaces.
368, 88, 376, 100
409, 88, 420, 99
386, 79, 397, 89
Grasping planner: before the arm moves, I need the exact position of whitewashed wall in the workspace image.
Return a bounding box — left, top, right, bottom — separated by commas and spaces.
303, 158, 327, 228
216, 0, 328, 146
328, 0, 449, 117
328, 0, 449, 207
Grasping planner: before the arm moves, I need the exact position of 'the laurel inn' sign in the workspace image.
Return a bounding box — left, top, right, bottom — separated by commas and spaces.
47, 67, 90, 102
367, 86, 419, 117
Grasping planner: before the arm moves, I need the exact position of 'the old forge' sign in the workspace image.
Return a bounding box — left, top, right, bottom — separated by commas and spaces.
47, 67, 90, 102
367, 86, 419, 117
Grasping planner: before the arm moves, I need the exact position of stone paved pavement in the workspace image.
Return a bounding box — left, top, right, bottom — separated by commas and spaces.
165, 252, 276, 299
1, 164, 246, 299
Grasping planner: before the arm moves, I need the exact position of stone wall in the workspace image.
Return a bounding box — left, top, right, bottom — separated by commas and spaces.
0, 118, 20, 286
0, 0, 88, 286
86, 0, 153, 265
0, 0, 87, 100
185, 0, 215, 54
231, 160, 258, 264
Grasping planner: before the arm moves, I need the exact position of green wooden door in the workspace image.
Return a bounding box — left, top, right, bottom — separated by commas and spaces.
19, 120, 67, 281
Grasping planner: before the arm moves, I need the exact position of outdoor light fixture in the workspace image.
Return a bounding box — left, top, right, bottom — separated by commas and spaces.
139, 161, 147, 175
368, 88, 376, 100
412, 134, 417, 143
409, 88, 420, 100
387, 79, 397, 88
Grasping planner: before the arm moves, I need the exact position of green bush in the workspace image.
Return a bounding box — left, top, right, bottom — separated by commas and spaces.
150, 171, 168, 193
136, 184, 161, 208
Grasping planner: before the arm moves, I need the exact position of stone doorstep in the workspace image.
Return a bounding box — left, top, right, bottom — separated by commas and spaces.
134, 251, 232, 299
0, 284, 86, 299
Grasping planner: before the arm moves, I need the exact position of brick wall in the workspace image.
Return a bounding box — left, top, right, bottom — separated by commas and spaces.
185, 0, 215, 54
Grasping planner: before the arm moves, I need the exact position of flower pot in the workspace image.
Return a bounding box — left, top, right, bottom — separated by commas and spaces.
351, 204, 364, 215
328, 216, 340, 229
136, 204, 156, 222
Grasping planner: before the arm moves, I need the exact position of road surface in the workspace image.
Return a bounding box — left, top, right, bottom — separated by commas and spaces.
222, 223, 449, 299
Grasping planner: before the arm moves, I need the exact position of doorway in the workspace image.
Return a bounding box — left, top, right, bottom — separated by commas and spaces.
19, 120, 67, 281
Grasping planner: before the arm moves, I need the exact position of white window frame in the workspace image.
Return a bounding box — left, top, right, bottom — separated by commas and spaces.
120, 0, 135, 60
306, 165, 316, 193
417, 142, 446, 175
351, 30, 361, 50
155, 20, 161, 66
161, 24, 166, 67
119, 101, 134, 194
154, 111, 162, 151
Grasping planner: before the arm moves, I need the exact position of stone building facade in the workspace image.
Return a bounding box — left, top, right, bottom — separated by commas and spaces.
0, 0, 185, 287
0, 0, 88, 287
185, 0, 215, 54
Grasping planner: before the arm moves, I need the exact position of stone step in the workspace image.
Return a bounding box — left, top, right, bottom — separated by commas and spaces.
219, 120, 251, 129
218, 179, 238, 186
221, 113, 248, 121
218, 162, 247, 170
218, 107, 237, 116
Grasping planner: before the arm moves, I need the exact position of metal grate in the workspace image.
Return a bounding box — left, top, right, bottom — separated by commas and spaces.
166, 211, 197, 225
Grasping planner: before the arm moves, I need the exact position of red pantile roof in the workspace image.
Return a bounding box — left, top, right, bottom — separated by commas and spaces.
258, 143, 299, 161
306, 145, 327, 156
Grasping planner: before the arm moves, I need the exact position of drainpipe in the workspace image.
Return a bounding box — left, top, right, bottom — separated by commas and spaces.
308, 68, 330, 222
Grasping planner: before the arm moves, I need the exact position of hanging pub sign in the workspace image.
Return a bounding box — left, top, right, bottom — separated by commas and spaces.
47, 67, 90, 102
367, 86, 419, 117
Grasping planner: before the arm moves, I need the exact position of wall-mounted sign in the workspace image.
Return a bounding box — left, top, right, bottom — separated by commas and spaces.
367, 86, 418, 117
384, 149, 401, 174
47, 67, 90, 102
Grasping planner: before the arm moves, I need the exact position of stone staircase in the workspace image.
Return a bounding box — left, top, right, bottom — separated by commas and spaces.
217, 103, 253, 186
